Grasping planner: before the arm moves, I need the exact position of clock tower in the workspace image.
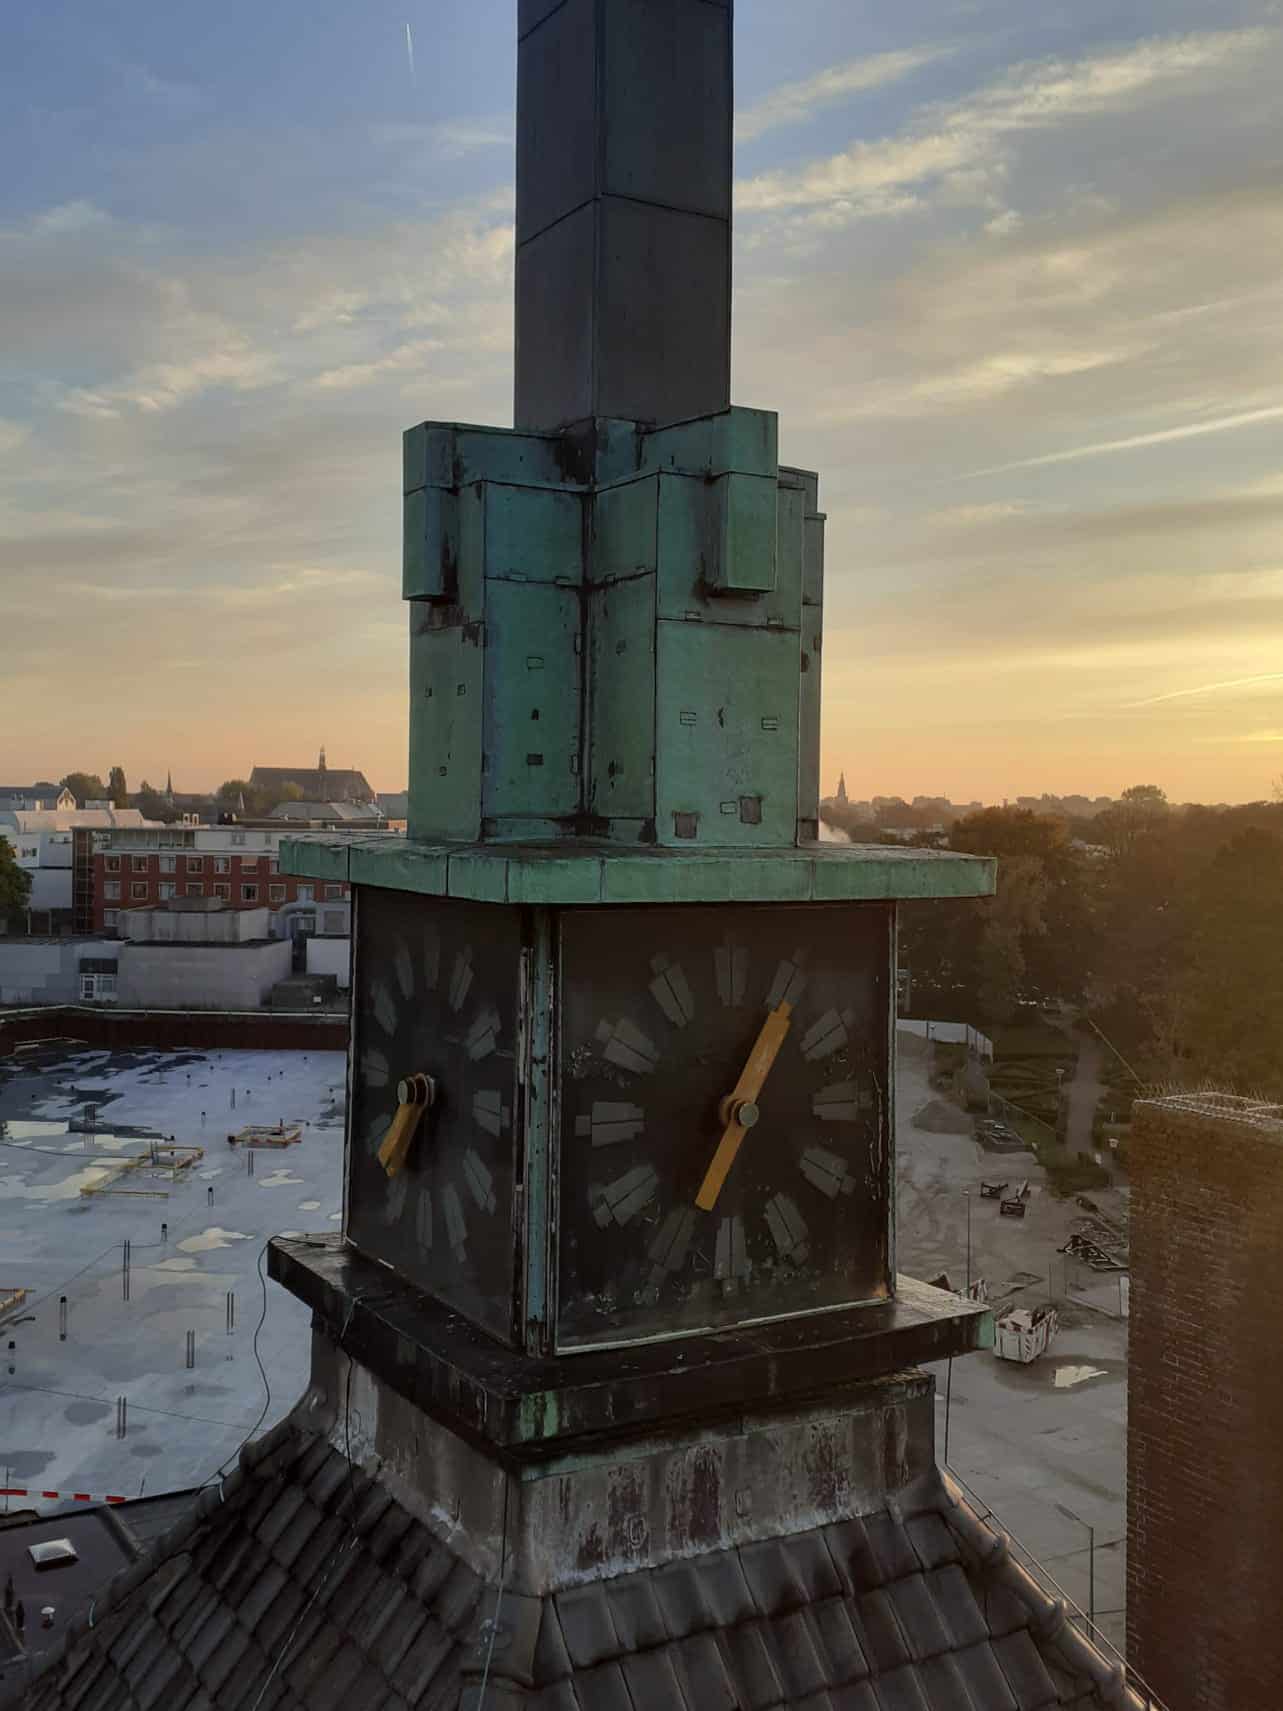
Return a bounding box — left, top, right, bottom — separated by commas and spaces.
274, 0, 995, 1630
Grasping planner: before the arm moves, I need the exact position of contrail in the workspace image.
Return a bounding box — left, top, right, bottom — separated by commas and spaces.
406, 22, 416, 84
963, 403, 1283, 478
1128, 672, 1283, 708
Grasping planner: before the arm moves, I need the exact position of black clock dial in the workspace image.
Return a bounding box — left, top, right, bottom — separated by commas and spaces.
556, 903, 891, 1348
348, 888, 520, 1341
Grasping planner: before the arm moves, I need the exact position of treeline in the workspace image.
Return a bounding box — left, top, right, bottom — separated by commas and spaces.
830, 786, 1283, 1099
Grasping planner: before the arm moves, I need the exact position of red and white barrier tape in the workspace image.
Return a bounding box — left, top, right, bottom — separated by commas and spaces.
1, 1487, 126, 1506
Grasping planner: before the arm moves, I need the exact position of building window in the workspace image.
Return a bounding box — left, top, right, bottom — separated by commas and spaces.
131, 882, 148, 900
297, 884, 314, 903
214, 882, 230, 900
187, 856, 203, 873
104, 909, 118, 930
241, 854, 261, 871
214, 856, 230, 874
132, 855, 148, 872
80, 973, 118, 1001
187, 882, 204, 897
104, 881, 120, 901
105, 855, 120, 872
158, 882, 175, 900
269, 883, 286, 902
325, 884, 343, 899
242, 884, 259, 903
230, 831, 246, 846
159, 854, 176, 874
269, 858, 280, 874
323, 910, 346, 934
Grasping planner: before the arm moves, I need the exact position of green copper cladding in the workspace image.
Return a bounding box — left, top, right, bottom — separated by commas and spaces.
403, 406, 826, 848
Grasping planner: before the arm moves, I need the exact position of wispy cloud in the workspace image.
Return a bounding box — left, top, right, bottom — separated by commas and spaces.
736, 46, 954, 143
369, 118, 513, 160
1130, 673, 1283, 708
964, 403, 1283, 476
737, 27, 1270, 215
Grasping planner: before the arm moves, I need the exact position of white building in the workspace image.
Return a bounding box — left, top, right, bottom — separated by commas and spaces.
0, 807, 155, 932
113, 899, 292, 1010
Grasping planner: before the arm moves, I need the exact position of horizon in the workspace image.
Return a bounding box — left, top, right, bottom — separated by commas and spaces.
3, 1, 1282, 801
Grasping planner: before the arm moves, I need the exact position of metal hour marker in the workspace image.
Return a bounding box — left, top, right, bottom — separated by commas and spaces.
648, 953, 695, 1027
714, 1215, 750, 1286
360, 1049, 390, 1089
764, 1193, 810, 1264
765, 951, 808, 1009
371, 981, 398, 1039
394, 943, 415, 1002
800, 1007, 855, 1062
596, 1017, 661, 1075
800, 1145, 856, 1199
442, 1184, 468, 1260
647, 1206, 696, 1292
415, 1190, 433, 1250
465, 1008, 500, 1061
575, 1101, 645, 1146
463, 1149, 497, 1214
448, 947, 474, 1012
591, 1165, 659, 1228
714, 940, 749, 1007
472, 1090, 510, 1137
813, 1081, 869, 1122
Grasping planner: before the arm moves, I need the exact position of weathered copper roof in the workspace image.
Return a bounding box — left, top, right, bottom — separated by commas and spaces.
15, 1413, 1141, 1711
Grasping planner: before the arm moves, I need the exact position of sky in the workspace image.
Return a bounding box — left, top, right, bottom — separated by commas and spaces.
3, 1, 1283, 805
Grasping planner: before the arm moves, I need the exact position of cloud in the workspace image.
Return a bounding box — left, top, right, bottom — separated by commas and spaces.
736, 46, 954, 143
964, 404, 1283, 476
737, 27, 1271, 217
369, 118, 513, 160
1129, 674, 1283, 708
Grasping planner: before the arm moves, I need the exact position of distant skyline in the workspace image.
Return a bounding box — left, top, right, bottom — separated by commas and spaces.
3, 2, 1283, 802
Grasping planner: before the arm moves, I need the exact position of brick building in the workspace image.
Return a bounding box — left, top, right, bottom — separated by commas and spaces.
1127, 1091, 1283, 1711
92, 825, 351, 938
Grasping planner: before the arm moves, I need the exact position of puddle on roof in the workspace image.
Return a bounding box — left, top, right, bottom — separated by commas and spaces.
298, 1200, 321, 1211
1053, 1364, 1108, 1389
154, 1257, 199, 1272
259, 1170, 303, 1188
0, 1165, 115, 1202
329, 1212, 341, 1221
177, 1227, 251, 1253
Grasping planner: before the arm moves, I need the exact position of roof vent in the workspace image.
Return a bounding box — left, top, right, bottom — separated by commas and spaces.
28, 1538, 79, 1570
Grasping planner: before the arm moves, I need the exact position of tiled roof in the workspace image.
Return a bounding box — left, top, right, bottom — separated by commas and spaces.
16, 1414, 1141, 1711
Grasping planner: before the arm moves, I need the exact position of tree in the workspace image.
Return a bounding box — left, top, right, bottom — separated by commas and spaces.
0, 836, 32, 928
107, 765, 128, 808
134, 780, 181, 824
1096, 784, 1168, 861
60, 771, 106, 806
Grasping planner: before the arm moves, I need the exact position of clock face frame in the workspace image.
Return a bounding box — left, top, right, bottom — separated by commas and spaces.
554, 901, 891, 1350
347, 887, 521, 1342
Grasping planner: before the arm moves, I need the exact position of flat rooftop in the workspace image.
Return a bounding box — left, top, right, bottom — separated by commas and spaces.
0, 1041, 344, 1509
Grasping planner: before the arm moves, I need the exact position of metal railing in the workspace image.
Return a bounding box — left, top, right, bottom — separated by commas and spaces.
945, 1465, 1169, 1710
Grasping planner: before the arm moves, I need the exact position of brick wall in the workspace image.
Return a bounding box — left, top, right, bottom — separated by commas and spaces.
93, 850, 347, 931
1127, 1094, 1283, 1711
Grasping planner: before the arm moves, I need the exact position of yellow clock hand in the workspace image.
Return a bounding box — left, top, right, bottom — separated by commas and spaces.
377, 1072, 436, 1178
695, 1001, 793, 1212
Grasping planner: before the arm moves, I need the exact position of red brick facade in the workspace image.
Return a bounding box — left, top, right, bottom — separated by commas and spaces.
93, 849, 348, 931
1127, 1094, 1283, 1711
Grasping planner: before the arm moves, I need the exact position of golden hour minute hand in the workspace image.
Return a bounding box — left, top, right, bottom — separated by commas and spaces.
694, 1001, 793, 1212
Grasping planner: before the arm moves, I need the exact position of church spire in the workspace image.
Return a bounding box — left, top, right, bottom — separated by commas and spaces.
837, 771, 848, 806
165, 768, 174, 802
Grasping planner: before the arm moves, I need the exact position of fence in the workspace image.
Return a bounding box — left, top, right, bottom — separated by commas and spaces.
896, 1019, 994, 1061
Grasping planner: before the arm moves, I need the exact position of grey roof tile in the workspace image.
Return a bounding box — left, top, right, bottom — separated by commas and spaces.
301, 1640, 368, 1711
620, 1644, 685, 1707
271, 1496, 330, 1569
670, 1630, 740, 1710
953, 1642, 1019, 1711
826, 1519, 883, 1595
470, 1589, 544, 1689
857, 1589, 911, 1673
911, 1653, 973, 1711
567, 1660, 633, 1711
715, 1619, 784, 1711
185, 1605, 237, 1676
768, 1610, 830, 1700
991, 1629, 1062, 1711
809, 1596, 871, 1685
604, 1573, 667, 1652
650, 1555, 714, 1637
829, 1685, 881, 1711
871, 1662, 932, 1711
533, 1602, 574, 1684
366, 1503, 417, 1565
924, 1567, 990, 1651
435, 1559, 483, 1636
741, 1537, 809, 1616
388, 1616, 453, 1701
886, 1573, 952, 1661
694, 1547, 757, 1626
378, 1592, 431, 1676
864, 1515, 921, 1585
199, 1622, 252, 1697
906, 1514, 960, 1574
973, 1579, 1029, 1640
532, 1683, 580, 1711
554, 1583, 620, 1670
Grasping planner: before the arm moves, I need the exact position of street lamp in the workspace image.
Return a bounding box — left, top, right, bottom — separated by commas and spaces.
964, 1191, 972, 1295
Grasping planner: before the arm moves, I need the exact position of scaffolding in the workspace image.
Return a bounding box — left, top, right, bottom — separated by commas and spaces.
226, 1122, 302, 1149
78, 1142, 204, 1198
0, 1287, 30, 1327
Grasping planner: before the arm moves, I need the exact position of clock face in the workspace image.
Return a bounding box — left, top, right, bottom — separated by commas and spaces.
347, 888, 520, 1341
556, 903, 891, 1348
